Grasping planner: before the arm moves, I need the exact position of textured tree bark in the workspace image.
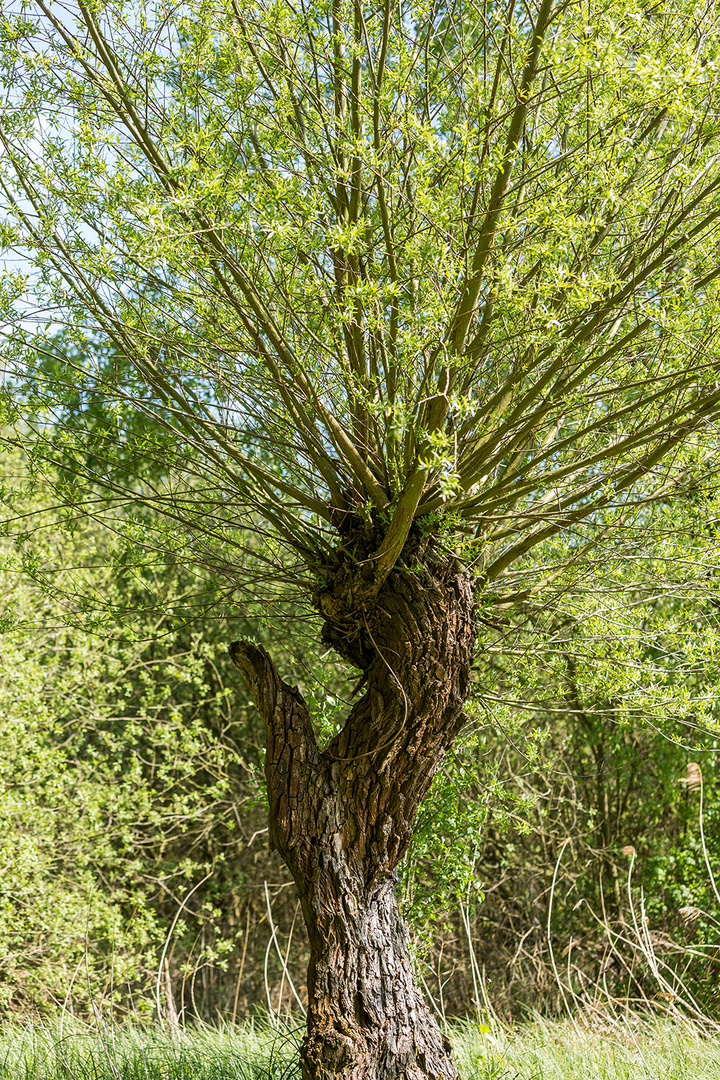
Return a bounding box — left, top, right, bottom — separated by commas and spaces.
230, 552, 475, 1080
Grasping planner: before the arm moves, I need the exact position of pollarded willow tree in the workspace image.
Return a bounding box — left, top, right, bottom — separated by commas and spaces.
2, 0, 720, 1074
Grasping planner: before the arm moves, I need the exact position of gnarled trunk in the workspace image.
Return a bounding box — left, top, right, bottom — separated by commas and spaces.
230, 555, 475, 1080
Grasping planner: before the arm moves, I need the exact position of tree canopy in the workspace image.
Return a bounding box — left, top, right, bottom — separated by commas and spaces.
1, 0, 719, 602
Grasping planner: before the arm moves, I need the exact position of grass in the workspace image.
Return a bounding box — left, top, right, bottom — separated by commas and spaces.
0, 1025, 301, 1080
0, 1018, 719, 1080
454, 1017, 720, 1078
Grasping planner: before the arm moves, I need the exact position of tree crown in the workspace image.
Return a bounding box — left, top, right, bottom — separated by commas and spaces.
1, 0, 720, 609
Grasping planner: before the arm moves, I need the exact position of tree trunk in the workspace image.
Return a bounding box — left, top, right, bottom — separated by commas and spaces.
230, 553, 475, 1080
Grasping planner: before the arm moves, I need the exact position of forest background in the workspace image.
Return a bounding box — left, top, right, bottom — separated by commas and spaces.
1, 448, 720, 1026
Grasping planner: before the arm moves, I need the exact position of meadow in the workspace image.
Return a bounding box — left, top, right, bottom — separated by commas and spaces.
1, 1019, 719, 1080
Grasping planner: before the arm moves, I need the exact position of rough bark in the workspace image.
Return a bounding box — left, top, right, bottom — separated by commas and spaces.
230, 551, 475, 1080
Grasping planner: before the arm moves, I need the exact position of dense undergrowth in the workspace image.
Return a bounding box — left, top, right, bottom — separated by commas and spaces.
0, 1019, 719, 1080
2, 456, 720, 1023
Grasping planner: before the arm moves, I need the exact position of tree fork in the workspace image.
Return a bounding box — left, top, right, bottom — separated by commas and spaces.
230, 555, 476, 1080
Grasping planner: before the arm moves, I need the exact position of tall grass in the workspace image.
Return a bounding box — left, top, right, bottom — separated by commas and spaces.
0, 1018, 719, 1080
0, 1024, 302, 1080
452, 1017, 720, 1079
